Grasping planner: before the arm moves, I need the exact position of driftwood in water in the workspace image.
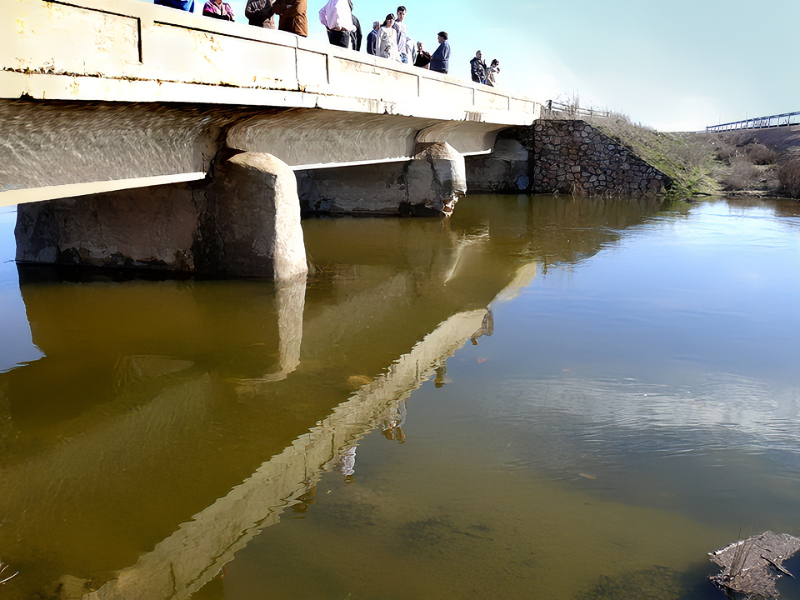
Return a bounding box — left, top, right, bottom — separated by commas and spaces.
709, 531, 800, 599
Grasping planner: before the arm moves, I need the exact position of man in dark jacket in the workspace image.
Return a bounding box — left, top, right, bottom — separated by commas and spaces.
245, 0, 276, 28
366, 21, 379, 55
470, 51, 487, 83
429, 31, 450, 74
348, 0, 363, 51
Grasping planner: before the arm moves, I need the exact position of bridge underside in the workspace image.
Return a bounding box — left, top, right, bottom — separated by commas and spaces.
0, 99, 509, 207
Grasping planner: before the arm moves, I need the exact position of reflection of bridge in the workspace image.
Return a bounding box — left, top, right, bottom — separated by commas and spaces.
0, 196, 669, 600
706, 110, 800, 132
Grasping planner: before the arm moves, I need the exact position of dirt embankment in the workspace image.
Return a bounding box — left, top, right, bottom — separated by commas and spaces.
742, 124, 800, 158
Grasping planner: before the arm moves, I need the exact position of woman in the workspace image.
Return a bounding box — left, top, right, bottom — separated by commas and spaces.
485, 59, 500, 87
429, 31, 450, 74
202, 0, 234, 20
378, 14, 400, 62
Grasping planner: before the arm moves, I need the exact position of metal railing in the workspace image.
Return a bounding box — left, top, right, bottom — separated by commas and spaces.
706, 111, 800, 132
544, 100, 611, 119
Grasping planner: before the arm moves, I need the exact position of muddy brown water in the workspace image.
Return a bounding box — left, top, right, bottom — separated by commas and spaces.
0, 195, 799, 599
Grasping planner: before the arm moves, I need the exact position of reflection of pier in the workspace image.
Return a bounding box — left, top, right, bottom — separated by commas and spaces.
85, 309, 490, 600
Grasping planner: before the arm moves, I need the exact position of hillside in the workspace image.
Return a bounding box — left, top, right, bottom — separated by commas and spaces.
585, 114, 720, 198
585, 115, 800, 199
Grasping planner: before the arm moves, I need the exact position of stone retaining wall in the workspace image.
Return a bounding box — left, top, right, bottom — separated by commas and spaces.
530, 120, 671, 195
465, 120, 672, 196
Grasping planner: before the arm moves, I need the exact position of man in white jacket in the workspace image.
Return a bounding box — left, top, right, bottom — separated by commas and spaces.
319, 0, 355, 48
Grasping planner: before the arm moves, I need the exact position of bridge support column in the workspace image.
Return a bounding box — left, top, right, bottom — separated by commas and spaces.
14, 152, 308, 281
297, 142, 466, 217
200, 151, 307, 279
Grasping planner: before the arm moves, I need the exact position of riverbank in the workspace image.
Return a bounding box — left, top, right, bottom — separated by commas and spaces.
585, 114, 800, 200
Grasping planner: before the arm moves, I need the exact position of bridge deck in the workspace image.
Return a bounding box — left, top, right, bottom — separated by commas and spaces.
1, 0, 539, 204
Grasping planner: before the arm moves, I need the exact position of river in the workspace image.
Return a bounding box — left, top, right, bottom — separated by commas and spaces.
1, 194, 799, 599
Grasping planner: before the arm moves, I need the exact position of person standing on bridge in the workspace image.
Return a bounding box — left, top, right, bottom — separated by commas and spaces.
378, 14, 401, 62
429, 31, 450, 74
392, 6, 409, 63
485, 59, 500, 86
273, 0, 308, 36
414, 41, 431, 68
366, 21, 380, 55
202, 0, 234, 20
319, 0, 356, 48
348, 0, 363, 51
154, 0, 195, 12
245, 0, 277, 28
470, 51, 487, 83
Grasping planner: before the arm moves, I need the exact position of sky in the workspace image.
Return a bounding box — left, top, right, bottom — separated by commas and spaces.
154, 0, 800, 131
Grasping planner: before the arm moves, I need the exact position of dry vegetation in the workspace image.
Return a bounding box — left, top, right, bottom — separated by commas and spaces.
581, 114, 800, 199
584, 112, 721, 197
778, 160, 800, 198
708, 132, 782, 193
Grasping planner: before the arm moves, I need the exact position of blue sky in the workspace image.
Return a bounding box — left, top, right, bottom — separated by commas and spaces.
150, 0, 800, 131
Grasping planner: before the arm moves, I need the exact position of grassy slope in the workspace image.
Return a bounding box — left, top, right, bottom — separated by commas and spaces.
587, 114, 721, 198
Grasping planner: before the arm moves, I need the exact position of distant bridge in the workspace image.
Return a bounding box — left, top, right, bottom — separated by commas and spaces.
706, 111, 800, 132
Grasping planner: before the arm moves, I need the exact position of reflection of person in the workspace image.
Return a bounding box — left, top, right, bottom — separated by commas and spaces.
378, 14, 400, 61
292, 485, 317, 513
202, 0, 234, 20
434, 365, 447, 388
154, 0, 195, 11
339, 446, 357, 484
429, 31, 450, 74
273, 0, 308, 36
245, 0, 276, 28
381, 400, 407, 443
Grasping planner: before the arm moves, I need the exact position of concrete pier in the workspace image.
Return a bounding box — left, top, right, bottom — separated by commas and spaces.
15, 151, 308, 280
298, 142, 466, 216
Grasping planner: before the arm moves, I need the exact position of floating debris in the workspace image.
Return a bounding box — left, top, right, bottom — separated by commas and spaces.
0, 560, 19, 585
709, 531, 800, 599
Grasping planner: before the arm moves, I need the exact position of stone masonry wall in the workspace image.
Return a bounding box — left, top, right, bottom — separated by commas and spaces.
527, 120, 672, 195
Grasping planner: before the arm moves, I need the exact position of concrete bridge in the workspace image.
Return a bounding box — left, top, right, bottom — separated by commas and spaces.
1, 0, 539, 279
